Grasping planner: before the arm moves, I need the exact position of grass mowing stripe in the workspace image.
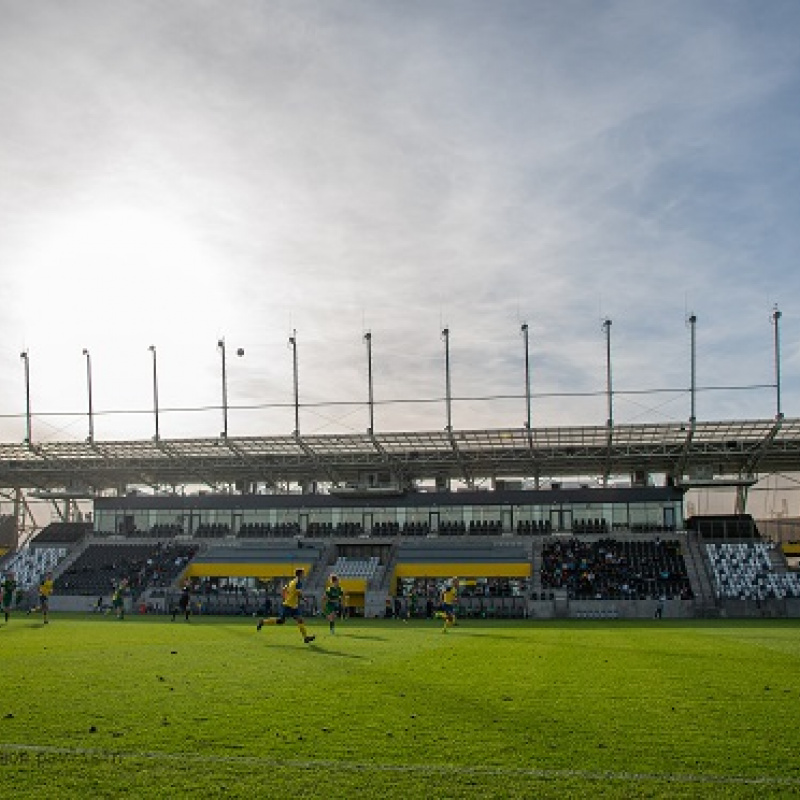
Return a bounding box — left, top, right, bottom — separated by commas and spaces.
1, 743, 798, 788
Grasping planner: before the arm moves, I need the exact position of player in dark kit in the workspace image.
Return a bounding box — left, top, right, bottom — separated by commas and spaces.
323, 574, 344, 634
111, 578, 129, 620
2, 572, 17, 622
172, 585, 191, 622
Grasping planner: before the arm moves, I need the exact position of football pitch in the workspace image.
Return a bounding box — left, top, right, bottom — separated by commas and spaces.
1, 614, 799, 799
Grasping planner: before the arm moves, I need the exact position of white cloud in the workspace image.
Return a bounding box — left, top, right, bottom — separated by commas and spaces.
0, 0, 798, 441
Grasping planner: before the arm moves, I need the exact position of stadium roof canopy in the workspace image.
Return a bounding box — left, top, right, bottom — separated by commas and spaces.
0, 416, 797, 495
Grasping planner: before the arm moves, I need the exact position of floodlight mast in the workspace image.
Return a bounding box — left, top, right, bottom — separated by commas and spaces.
82, 348, 94, 443
289, 330, 299, 436
218, 337, 244, 438
442, 327, 452, 432
688, 314, 697, 424
364, 331, 374, 434
521, 323, 531, 431
603, 319, 613, 429
148, 345, 160, 441
20, 350, 31, 444
773, 305, 783, 420
218, 338, 228, 438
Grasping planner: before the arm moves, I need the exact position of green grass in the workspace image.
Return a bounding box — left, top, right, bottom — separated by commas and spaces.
2, 614, 800, 798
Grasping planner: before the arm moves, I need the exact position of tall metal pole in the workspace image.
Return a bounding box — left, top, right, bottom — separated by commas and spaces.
217, 338, 244, 438
688, 314, 697, 424
442, 327, 452, 432
364, 331, 374, 434
20, 350, 31, 444
289, 330, 300, 436
521, 323, 531, 430
148, 345, 160, 441
82, 348, 94, 443
773, 305, 783, 419
218, 338, 228, 438
602, 319, 613, 429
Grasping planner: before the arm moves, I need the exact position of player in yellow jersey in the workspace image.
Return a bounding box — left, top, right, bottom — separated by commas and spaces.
256, 568, 315, 644
37, 572, 54, 624
439, 577, 459, 633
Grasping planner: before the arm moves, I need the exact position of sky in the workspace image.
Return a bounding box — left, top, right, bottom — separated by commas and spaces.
1, 0, 799, 444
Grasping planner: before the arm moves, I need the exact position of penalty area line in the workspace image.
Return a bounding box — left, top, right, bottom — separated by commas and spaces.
0, 743, 798, 788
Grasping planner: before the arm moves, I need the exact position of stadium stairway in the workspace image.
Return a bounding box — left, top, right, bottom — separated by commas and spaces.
39, 537, 94, 612
47, 536, 92, 583
683, 533, 717, 607
303, 540, 339, 594
303, 540, 394, 614
767, 541, 792, 574
364, 548, 398, 617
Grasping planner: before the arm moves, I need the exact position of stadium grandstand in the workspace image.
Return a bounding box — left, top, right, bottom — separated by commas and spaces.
1, 416, 800, 619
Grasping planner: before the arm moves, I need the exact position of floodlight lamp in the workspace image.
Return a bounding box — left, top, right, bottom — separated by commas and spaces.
236, 348, 244, 357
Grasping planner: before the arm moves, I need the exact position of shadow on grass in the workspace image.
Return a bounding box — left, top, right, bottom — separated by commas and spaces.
0, 621, 50, 631
307, 644, 367, 659
257, 642, 367, 659
333, 632, 388, 642
441, 629, 521, 641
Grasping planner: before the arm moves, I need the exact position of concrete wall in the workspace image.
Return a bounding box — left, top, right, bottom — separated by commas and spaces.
50, 595, 129, 614
528, 598, 696, 619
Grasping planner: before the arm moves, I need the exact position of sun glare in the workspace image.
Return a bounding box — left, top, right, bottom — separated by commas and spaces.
56, 206, 201, 279
25, 204, 220, 338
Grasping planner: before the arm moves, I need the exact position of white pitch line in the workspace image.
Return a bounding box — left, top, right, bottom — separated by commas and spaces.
1, 743, 799, 788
